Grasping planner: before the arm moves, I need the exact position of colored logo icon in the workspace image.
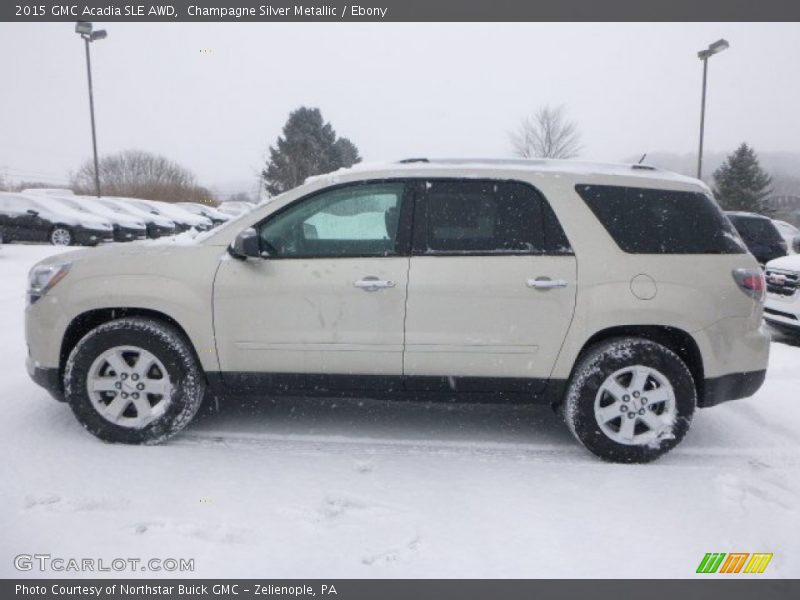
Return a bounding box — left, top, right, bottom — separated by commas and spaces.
696, 553, 773, 574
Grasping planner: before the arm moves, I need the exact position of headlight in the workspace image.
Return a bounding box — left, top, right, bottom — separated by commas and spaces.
28, 262, 71, 304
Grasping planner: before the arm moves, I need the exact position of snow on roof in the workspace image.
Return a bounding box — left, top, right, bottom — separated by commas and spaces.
21, 188, 75, 196
304, 157, 701, 188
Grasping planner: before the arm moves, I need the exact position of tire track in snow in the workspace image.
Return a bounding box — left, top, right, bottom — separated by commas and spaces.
173, 431, 800, 468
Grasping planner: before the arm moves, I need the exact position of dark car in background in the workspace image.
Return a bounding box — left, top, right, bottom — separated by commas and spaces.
725, 211, 787, 265
177, 202, 232, 226
95, 198, 177, 238
0, 192, 114, 246
120, 198, 212, 233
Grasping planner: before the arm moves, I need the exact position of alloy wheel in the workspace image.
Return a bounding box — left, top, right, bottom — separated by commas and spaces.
50, 228, 72, 246
593, 365, 677, 446
86, 345, 173, 429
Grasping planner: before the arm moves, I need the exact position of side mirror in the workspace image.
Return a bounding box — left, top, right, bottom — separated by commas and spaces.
793, 235, 800, 254
229, 227, 262, 260
26, 209, 39, 216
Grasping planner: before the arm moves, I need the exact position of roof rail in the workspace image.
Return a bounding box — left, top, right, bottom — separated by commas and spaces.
398, 158, 429, 164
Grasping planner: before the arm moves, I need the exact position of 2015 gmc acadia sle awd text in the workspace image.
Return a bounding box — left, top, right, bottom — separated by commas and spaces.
25, 159, 770, 462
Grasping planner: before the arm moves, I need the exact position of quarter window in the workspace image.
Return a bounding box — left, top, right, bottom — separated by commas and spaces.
575, 184, 746, 255
258, 182, 406, 258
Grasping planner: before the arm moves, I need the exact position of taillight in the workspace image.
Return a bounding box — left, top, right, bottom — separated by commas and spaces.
732, 268, 765, 301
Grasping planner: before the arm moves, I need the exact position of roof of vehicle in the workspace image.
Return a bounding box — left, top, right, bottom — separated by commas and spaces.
20, 188, 75, 196
0, 192, 47, 206
303, 158, 704, 190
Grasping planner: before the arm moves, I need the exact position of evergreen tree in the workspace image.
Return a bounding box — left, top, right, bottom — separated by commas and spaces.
712, 143, 772, 213
262, 107, 361, 196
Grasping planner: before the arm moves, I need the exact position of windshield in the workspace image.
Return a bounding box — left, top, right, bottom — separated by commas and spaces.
52, 197, 88, 212
130, 200, 161, 215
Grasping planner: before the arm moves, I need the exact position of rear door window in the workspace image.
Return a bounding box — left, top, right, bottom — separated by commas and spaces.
418, 180, 571, 255
575, 184, 745, 254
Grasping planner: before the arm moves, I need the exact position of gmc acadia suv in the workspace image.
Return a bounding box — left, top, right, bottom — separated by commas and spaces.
25, 159, 770, 462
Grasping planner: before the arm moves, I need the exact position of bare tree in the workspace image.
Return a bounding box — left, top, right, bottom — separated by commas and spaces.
71, 149, 214, 203
510, 105, 582, 159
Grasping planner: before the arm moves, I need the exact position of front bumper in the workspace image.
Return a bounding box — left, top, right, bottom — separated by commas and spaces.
26, 356, 64, 402
764, 294, 800, 331
145, 223, 177, 238
113, 225, 148, 242
74, 227, 114, 246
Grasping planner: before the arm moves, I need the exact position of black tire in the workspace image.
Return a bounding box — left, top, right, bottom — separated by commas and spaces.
50, 225, 73, 246
64, 318, 205, 444
563, 337, 696, 463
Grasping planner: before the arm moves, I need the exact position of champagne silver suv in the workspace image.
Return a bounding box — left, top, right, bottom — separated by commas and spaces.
25, 159, 770, 462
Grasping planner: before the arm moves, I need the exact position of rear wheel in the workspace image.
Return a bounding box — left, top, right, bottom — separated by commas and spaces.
563, 337, 696, 463
64, 318, 205, 444
50, 226, 73, 246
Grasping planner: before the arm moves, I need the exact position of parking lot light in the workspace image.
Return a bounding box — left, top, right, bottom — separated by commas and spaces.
696, 39, 729, 180
75, 22, 107, 198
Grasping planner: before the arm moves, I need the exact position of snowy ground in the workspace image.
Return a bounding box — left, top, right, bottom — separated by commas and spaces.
0, 243, 798, 579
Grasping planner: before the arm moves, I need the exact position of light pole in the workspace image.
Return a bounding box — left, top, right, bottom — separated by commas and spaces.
696, 38, 729, 180
75, 21, 107, 197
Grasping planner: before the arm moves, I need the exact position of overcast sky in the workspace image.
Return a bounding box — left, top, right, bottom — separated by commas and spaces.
2, 22, 799, 196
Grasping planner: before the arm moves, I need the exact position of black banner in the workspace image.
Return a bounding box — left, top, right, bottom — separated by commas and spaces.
4, 580, 800, 600
3, 0, 800, 22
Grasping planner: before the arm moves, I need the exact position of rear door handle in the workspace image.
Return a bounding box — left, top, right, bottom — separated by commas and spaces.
354, 277, 396, 292
527, 278, 568, 290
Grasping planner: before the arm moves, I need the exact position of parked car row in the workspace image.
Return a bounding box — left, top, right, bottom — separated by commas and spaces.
0, 189, 236, 246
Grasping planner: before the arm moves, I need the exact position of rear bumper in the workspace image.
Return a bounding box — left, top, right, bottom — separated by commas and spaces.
701, 370, 767, 408
26, 357, 64, 402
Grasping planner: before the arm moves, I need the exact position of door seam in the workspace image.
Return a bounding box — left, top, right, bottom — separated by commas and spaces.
401, 256, 412, 379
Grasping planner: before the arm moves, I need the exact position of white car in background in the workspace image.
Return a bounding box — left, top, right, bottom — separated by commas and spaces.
772, 219, 800, 254
764, 253, 800, 335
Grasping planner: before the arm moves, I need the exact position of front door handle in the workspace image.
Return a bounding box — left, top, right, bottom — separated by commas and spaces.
527, 277, 568, 290
354, 277, 396, 292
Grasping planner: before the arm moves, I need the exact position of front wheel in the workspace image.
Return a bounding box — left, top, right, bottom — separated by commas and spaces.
563, 337, 696, 463
50, 226, 73, 246
64, 318, 205, 444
